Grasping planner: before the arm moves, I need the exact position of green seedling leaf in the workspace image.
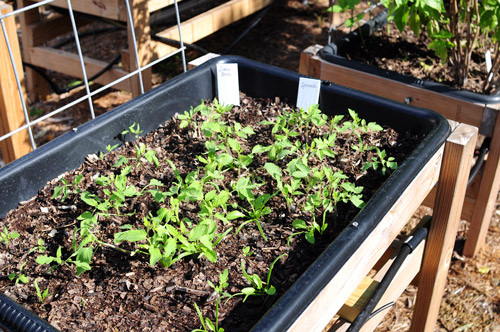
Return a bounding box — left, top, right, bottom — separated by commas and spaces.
36, 255, 56, 265
264, 162, 282, 179
227, 210, 246, 220
292, 219, 308, 230
252, 144, 272, 154
114, 229, 148, 243
81, 191, 98, 207
149, 247, 162, 267
305, 230, 316, 244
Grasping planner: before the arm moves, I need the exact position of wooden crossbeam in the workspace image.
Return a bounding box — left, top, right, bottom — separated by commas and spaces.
31, 0, 124, 20
31, 0, 182, 20
29, 46, 131, 92
332, 238, 426, 331
156, 0, 273, 49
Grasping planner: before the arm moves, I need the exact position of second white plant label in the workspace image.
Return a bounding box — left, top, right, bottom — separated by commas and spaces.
217, 63, 240, 106
296, 77, 321, 110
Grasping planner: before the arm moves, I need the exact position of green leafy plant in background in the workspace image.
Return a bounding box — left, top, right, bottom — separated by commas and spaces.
328, 0, 365, 30
381, 0, 500, 90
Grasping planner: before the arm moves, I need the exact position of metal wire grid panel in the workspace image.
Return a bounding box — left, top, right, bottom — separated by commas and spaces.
0, 0, 186, 152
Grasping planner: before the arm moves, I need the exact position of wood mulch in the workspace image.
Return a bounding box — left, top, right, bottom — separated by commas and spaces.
0, 95, 415, 331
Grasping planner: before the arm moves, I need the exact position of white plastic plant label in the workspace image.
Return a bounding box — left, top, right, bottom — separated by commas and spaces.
296, 77, 321, 110
486, 50, 493, 82
217, 63, 240, 106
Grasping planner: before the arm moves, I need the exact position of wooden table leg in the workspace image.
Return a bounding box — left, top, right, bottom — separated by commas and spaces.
410, 123, 477, 332
463, 113, 500, 257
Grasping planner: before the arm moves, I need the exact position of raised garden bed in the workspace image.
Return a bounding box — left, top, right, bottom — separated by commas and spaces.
319, 11, 500, 104
0, 56, 450, 332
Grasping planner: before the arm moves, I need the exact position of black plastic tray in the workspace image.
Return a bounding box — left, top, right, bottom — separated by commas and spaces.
0, 56, 450, 332
320, 11, 500, 105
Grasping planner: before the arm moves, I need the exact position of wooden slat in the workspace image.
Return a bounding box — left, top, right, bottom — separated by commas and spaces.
29, 46, 131, 92
332, 238, 426, 331
410, 123, 477, 332
148, 0, 179, 13
30, 0, 123, 20
337, 277, 379, 322
358, 239, 425, 331
157, 0, 273, 46
0, 1, 32, 163
298, 48, 486, 129
318, 59, 485, 128
463, 114, 500, 256
187, 52, 220, 70
286, 146, 445, 332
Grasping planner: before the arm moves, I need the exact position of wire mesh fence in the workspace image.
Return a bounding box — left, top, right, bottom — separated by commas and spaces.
0, 0, 186, 165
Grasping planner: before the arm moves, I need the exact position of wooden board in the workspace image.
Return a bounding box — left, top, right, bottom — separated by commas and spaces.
156, 0, 273, 48
29, 46, 131, 92
0, 1, 32, 163
332, 239, 426, 331
32, 0, 181, 20
31, 0, 123, 20
299, 47, 487, 130
149, 0, 179, 13
285, 146, 445, 332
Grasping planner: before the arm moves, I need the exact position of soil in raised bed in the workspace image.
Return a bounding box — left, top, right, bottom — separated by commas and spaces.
340, 21, 490, 94
0, 94, 421, 331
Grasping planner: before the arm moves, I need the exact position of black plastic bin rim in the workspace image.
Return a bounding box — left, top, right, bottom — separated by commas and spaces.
319, 11, 500, 105
0, 55, 451, 332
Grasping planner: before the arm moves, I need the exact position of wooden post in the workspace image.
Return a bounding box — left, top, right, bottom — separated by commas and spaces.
298, 44, 322, 78
17, 0, 50, 101
410, 123, 477, 332
123, 0, 153, 98
0, 1, 32, 163
463, 113, 500, 256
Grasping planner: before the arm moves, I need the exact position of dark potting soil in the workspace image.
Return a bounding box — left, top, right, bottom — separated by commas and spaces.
340, 22, 490, 94
0, 94, 421, 332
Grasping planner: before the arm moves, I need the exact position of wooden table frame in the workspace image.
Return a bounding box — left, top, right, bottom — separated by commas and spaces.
299, 45, 500, 257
